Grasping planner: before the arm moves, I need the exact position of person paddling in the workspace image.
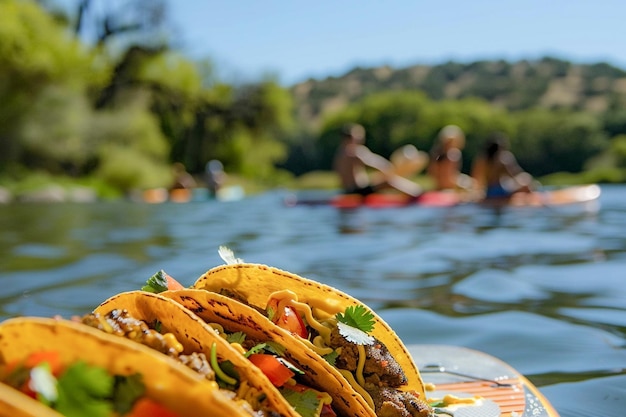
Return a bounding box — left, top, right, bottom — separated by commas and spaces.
471, 132, 535, 199
427, 125, 475, 191
333, 123, 423, 198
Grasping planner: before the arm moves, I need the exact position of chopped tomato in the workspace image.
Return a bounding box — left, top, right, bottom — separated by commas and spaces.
247, 354, 294, 387
129, 398, 181, 417
321, 404, 337, 417
6, 351, 64, 399
164, 273, 185, 290
24, 351, 63, 376
267, 300, 308, 338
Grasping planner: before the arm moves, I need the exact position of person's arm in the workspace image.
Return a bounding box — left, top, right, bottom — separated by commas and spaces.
470, 156, 487, 189
500, 151, 524, 176
354, 145, 394, 174
501, 151, 534, 190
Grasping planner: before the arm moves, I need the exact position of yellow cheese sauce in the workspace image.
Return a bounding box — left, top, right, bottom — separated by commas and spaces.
268, 290, 375, 406
426, 383, 482, 409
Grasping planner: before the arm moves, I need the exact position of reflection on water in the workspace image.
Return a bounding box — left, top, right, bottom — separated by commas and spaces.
0, 186, 625, 417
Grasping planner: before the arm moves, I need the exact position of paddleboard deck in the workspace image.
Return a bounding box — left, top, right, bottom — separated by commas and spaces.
285, 184, 600, 209
409, 344, 560, 417
140, 186, 245, 203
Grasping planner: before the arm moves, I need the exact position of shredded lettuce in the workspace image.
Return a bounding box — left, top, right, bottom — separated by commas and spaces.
54, 362, 116, 417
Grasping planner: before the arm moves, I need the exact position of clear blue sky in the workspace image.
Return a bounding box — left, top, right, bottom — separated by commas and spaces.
170, 0, 625, 86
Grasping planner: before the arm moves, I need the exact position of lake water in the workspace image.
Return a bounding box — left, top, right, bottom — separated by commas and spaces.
1, 185, 625, 416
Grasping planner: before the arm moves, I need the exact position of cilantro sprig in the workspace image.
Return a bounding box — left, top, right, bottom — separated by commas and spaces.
336, 305, 375, 332
56, 363, 145, 417
10, 356, 146, 417
335, 305, 375, 345
280, 386, 323, 417
141, 270, 168, 293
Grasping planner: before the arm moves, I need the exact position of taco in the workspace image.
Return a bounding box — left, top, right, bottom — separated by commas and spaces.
91, 289, 336, 417
158, 288, 374, 417
0, 381, 61, 417
0, 316, 249, 417
190, 262, 434, 417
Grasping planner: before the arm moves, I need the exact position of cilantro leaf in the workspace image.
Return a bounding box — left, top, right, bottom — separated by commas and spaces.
141, 270, 168, 293
335, 305, 376, 345
279, 387, 323, 417
112, 374, 146, 415
5, 365, 31, 390
264, 341, 286, 356
336, 322, 374, 345
226, 331, 246, 344
54, 362, 115, 417
336, 305, 375, 333
244, 343, 267, 357
322, 350, 339, 366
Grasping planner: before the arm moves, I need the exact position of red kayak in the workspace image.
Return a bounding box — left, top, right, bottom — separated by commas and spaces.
286, 184, 601, 209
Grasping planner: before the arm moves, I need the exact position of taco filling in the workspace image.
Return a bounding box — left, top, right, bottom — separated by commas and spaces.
81, 306, 338, 417
1, 350, 180, 417
207, 321, 337, 417
220, 288, 433, 417
80, 309, 281, 417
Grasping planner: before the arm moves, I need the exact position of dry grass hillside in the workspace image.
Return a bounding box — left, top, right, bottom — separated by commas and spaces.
291, 57, 626, 128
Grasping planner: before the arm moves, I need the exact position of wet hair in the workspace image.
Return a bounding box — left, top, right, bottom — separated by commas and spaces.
341, 123, 365, 140
437, 125, 465, 148
485, 132, 509, 160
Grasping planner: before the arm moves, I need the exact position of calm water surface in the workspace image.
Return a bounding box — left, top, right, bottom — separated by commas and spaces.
1, 185, 625, 416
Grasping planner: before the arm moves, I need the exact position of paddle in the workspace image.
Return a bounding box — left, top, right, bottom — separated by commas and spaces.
371, 145, 429, 198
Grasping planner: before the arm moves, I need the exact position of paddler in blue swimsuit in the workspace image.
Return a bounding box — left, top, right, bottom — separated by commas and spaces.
471, 132, 534, 199
333, 123, 423, 197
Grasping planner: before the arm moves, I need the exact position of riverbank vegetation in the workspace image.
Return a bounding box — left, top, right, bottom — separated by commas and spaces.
2, 0, 626, 201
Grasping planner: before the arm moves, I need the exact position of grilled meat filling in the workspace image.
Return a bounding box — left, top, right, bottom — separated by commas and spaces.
369, 387, 434, 417
330, 326, 406, 387
81, 309, 185, 358
81, 310, 282, 417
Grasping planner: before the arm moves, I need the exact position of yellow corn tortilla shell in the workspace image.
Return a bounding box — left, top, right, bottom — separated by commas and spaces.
0, 382, 61, 417
94, 290, 298, 417
0, 317, 249, 417
161, 288, 376, 417
193, 263, 427, 401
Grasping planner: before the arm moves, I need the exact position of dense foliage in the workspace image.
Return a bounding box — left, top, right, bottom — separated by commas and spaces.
2, 0, 626, 200
285, 59, 626, 183
0, 0, 294, 197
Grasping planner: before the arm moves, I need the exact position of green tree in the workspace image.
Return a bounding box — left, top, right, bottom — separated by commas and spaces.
0, 0, 102, 172
71, 0, 169, 49
313, 91, 513, 175
91, 99, 171, 191
513, 109, 608, 176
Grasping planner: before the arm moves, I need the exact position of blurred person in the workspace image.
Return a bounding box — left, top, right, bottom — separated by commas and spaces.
170, 162, 197, 190
427, 125, 475, 191
204, 159, 226, 198
471, 132, 534, 199
333, 123, 422, 197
